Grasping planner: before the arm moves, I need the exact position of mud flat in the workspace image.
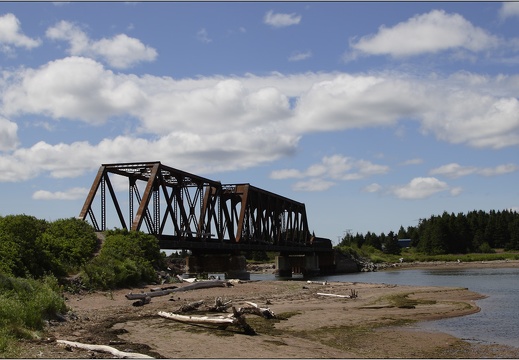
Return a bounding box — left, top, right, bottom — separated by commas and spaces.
17, 274, 519, 358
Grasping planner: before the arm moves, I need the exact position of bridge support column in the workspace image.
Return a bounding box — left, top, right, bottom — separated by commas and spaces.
226, 255, 250, 280
275, 255, 292, 277
303, 254, 320, 277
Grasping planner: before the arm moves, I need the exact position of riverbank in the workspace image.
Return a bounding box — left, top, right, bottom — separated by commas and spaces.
16, 262, 519, 358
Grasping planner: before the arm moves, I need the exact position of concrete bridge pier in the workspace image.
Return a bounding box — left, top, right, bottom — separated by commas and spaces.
185, 254, 250, 280
226, 255, 250, 280
275, 255, 293, 277
275, 254, 321, 277
302, 253, 320, 277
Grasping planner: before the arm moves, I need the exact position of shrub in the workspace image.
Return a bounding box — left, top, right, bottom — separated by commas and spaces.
38, 218, 98, 275
80, 229, 162, 290
0, 273, 67, 356
0, 215, 48, 277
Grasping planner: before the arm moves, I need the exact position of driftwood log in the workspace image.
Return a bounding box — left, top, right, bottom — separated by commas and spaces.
56, 340, 153, 359
207, 297, 233, 312
176, 300, 205, 313
126, 280, 231, 301
238, 301, 277, 319
316, 292, 351, 298
317, 289, 358, 299
158, 305, 257, 335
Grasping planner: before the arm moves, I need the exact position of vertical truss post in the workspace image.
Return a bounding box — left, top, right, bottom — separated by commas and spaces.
101, 175, 106, 231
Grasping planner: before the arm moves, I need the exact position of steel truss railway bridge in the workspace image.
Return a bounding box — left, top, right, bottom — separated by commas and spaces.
79, 162, 334, 279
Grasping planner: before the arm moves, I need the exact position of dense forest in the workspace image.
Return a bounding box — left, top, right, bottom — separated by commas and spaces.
340, 209, 519, 255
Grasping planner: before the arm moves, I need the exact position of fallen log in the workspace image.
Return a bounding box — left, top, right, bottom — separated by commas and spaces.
126, 280, 230, 300
56, 340, 153, 359
158, 311, 235, 329
316, 292, 351, 299
207, 297, 232, 312
176, 300, 205, 313
158, 307, 256, 335
307, 280, 328, 285
238, 301, 276, 319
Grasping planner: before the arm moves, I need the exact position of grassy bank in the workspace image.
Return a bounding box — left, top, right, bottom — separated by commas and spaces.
0, 274, 67, 357
337, 244, 519, 265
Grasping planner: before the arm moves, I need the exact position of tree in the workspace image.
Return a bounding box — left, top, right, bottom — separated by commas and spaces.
383, 231, 401, 255
38, 218, 98, 275
0, 214, 48, 277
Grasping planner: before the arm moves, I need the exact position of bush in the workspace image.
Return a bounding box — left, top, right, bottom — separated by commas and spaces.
80, 229, 163, 290
38, 218, 98, 275
0, 273, 67, 357
0, 215, 97, 278
0, 215, 48, 277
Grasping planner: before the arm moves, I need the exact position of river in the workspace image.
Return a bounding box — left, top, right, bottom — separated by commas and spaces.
251, 267, 519, 348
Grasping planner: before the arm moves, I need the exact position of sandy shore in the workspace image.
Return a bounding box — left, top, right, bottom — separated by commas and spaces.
17, 261, 519, 358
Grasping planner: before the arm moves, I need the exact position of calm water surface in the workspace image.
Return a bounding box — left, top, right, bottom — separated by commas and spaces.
252, 267, 519, 348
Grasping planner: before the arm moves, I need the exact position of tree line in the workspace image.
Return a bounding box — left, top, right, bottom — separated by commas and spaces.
340, 209, 519, 255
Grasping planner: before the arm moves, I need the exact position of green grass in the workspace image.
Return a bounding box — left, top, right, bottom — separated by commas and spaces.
0, 274, 67, 357
337, 244, 519, 264
400, 250, 519, 263
383, 292, 436, 309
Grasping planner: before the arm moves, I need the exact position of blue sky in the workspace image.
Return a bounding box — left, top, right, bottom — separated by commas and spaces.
1, 2, 518, 244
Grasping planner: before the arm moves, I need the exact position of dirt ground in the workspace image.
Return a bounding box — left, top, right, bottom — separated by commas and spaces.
17, 260, 519, 359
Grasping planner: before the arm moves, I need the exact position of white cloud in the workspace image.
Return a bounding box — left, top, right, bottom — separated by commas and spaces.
430, 163, 478, 178
0, 13, 41, 54
270, 154, 389, 191
478, 163, 519, 177
196, 28, 212, 43
430, 162, 519, 179
400, 158, 423, 166
363, 183, 382, 193
293, 178, 335, 192
499, 3, 519, 19
33, 187, 89, 200
46, 20, 157, 69
2, 58, 519, 183
292, 73, 424, 133
390, 177, 451, 199
421, 94, 519, 149
2, 56, 146, 123
0, 117, 19, 151
347, 10, 499, 60
289, 50, 312, 62
264, 10, 301, 28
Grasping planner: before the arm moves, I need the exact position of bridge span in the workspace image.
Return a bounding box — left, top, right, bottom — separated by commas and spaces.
79, 161, 335, 278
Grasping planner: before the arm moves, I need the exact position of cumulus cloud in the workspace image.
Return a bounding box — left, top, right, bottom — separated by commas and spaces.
363, 183, 382, 193
292, 73, 425, 133
431, 162, 519, 178
0, 13, 41, 54
33, 187, 89, 200
0, 117, 19, 151
346, 10, 499, 60
46, 20, 157, 68
293, 178, 335, 192
288, 50, 312, 62
1, 55, 519, 183
390, 177, 452, 199
264, 10, 301, 28
270, 154, 389, 191
499, 3, 519, 19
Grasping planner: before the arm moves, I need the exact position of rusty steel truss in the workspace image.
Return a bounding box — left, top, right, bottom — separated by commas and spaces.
79, 162, 315, 252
